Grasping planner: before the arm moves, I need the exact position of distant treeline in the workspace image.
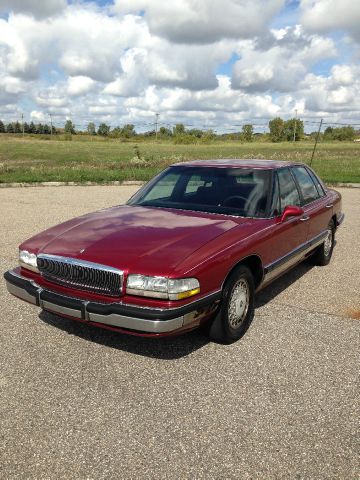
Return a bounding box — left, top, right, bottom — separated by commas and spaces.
0, 118, 357, 142
0, 120, 57, 135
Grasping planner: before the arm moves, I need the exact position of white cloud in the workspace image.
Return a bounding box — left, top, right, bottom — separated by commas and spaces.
123, 76, 281, 121
0, 75, 26, 94
331, 65, 354, 86
232, 27, 336, 93
299, 66, 360, 115
30, 110, 48, 122
0, 1, 358, 127
113, 0, 285, 44
0, 0, 66, 19
300, 0, 360, 42
67, 76, 96, 96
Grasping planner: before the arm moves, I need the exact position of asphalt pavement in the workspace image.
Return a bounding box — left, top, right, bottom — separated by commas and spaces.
0, 186, 359, 479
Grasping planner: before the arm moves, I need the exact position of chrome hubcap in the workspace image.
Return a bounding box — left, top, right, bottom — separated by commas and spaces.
324, 228, 333, 256
228, 279, 250, 328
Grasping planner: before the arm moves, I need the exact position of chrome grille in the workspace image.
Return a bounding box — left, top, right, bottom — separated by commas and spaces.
37, 254, 123, 297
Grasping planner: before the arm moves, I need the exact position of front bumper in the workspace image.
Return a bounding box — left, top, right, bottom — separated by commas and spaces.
4, 269, 220, 335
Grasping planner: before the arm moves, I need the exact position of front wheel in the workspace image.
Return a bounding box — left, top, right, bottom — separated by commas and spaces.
311, 220, 335, 266
206, 265, 255, 344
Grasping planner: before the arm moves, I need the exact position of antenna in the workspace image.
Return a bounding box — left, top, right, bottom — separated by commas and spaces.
293, 109, 298, 142
155, 113, 160, 141
49, 113, 53, 137
309, 119, 323, 167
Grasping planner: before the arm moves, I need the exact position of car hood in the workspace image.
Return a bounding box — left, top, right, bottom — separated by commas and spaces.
22, 205, 249, 276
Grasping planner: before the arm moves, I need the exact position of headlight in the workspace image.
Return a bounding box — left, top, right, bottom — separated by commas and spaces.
126, 275, 200, 300
19, 250, 39, 273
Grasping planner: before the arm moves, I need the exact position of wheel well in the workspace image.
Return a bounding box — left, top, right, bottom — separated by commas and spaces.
225, 255, 264, 290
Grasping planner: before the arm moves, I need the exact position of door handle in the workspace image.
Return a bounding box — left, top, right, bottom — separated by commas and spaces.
300, 216, 310, 222
325, 204, 333, 209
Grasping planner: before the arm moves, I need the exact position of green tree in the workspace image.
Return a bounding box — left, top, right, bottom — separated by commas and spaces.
36, 123, 44, 134
188, 128, 204, 138
283, 118, 304, 141
242, 124, 253, 142
28, 121, 36, 134
97, 123, 110, 136
43, 124, 51, 134
6, 123, 14, 133
120, 124, 136, 138
323, 126, 333, 140
64, 119, 75, 134
110, 126, 121, 138
269, 117, 285, 142
13, 121, 21, 133
87, 122, 96, 135
332, 126, 355, 141
23, 122, 29, 133
159, 126, 172, 137
0, 120, 5, 133
173, 123, 186, 136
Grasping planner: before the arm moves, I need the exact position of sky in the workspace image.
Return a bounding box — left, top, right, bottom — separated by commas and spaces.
0, 0, 359, 132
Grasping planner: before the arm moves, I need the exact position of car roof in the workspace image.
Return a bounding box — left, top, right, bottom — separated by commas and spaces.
171, 159, 303, 169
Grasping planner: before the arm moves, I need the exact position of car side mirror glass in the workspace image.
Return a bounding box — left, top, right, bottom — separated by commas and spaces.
280, 205, 304, 223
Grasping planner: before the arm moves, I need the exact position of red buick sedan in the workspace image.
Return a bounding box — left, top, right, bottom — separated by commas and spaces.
4, 160, 343, 343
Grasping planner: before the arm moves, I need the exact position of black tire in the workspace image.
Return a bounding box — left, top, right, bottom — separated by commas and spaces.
311, 220, 335, 266
206, 265, 255, 344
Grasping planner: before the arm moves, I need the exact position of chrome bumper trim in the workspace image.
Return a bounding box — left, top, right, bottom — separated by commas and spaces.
6, 281, 38, 305
4, 270, 188, 333
87, 311, 183, 333
41, 300, 83, 319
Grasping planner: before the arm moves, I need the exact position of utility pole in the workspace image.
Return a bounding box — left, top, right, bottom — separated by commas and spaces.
293, 109, 297, 142
49, 113, 53, 137
155, 113, 159, 141
21, 113, 24, 137
310, 118, 323, 167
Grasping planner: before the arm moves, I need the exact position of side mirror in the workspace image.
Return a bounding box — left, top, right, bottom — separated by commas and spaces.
280, 205, 304, 223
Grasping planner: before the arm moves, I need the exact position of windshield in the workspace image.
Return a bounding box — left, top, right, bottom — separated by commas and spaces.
127, 166, 272, 218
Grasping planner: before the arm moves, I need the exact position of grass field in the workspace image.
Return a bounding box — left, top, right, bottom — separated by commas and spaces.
0, 135, 359, 184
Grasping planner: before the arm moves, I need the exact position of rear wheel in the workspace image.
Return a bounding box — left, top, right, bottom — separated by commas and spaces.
311, 220, 335, 266
207, 265, 255, 344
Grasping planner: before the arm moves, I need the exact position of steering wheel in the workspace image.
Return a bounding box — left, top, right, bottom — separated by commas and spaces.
222, 195, 248, 207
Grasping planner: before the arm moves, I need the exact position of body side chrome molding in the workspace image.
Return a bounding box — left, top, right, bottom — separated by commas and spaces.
263, 230, 327, 282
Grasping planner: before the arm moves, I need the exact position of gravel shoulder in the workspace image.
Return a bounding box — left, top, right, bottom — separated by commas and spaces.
0, 186, 359, 479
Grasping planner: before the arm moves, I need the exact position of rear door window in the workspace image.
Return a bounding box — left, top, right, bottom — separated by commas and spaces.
291, 166, 320, 205
306, 168, 326, 196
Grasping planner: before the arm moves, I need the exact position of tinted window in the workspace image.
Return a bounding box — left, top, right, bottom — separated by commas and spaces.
269, 173, 280, 216
142, 171, 181, 201
277, 168, 301, 212
185, 174, 213, 194
292, 166, 320, 204
307, 168, 325, 196
128, 166, 272, 218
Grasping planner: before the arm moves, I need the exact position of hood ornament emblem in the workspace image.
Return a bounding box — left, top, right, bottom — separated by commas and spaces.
79, 248, 85, 254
